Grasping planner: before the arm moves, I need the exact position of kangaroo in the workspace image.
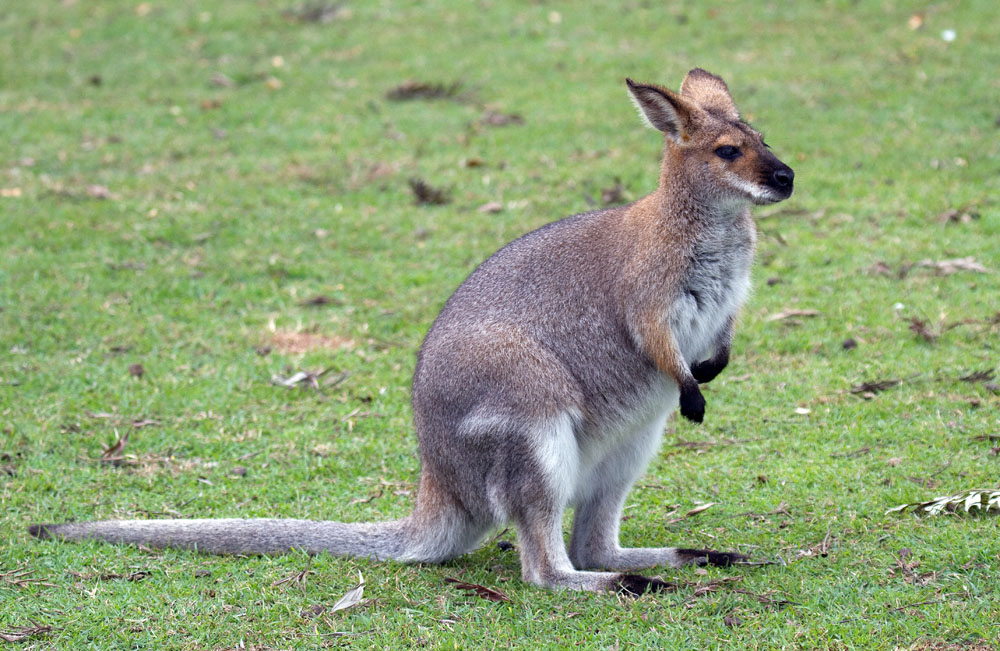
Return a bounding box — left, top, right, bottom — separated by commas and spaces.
30, 69, 794, 594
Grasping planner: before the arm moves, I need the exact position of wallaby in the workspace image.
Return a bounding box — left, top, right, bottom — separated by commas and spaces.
31, 69, 794, 594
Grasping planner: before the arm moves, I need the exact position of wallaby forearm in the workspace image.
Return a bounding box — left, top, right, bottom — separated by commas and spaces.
691, 315, 735, 384
632, 309, 705, 423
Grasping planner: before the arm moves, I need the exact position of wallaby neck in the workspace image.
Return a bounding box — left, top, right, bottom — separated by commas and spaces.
646, 177, 752, 226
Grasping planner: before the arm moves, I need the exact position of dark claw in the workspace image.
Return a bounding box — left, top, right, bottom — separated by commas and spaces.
679, 384, 705, 423
675, 548, 751, 567
617, 574, 678, 597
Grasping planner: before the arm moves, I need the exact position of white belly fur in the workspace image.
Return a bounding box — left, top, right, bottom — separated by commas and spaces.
570, 375, 679, 506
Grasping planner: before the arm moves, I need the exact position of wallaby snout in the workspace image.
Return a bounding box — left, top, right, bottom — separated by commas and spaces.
764, 156, 795, 199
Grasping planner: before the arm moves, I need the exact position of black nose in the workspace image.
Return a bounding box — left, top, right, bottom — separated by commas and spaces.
772, 167, 794, 189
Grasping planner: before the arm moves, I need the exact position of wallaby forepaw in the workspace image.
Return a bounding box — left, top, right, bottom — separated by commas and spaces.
675, 548, 750, 567
616, 574, 678, 597
679, 386, 705, 423
691, 358, 725, 384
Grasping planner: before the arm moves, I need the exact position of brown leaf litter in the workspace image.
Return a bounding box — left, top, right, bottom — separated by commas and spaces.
908, 316, 939, 342
906, 641, 997, 651
868, 260, 895, 276
1, 565, 57, 589
282, 2, 350, 23
888, 548, 938, 586
407, 178, 451, 205
916, 257, 988, 275
269, 329, 354, 354
869, 256, 990, 278
444, 577, 511, 602
960, 369, 995, 383
477, 201, 503, 214
479, 110, 524, 127
0, 621, 53, 643
850, 378, 903, 399
686, 576, 795, 610
68, 569, 151, 582
299, 295, 342, 307
386, 81, 464, 102
936, 206, 980, 224
765, 308, 821, 322
272, 567, 313, 590
100, 430, 130, 465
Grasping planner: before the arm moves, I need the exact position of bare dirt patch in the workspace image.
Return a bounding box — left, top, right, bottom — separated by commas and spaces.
269, 329, 355, 354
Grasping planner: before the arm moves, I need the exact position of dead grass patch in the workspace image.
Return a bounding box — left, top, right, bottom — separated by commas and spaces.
269, 330, 355, 354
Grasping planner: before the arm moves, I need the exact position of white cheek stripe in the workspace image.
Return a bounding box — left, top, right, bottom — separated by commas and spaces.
724, 171, 779, 202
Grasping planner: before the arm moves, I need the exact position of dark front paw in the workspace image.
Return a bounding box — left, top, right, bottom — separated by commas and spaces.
679, 384, 705, 423
691, 356, 727, 384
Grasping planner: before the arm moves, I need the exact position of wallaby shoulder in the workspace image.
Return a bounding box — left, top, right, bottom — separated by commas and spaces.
423, 192, 716, 328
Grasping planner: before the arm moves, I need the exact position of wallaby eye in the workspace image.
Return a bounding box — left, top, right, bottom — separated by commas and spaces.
714, 145, 742, 161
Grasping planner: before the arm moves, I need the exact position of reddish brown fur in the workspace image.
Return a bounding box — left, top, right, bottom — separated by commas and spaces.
617, 194, 694, 387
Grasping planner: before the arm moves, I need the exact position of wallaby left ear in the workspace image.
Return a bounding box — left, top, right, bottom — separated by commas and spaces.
680, 68, 739, 120
626, 78, 699, 142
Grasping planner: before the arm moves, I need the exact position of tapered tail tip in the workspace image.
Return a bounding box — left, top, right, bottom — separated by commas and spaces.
29, 523, 57, 540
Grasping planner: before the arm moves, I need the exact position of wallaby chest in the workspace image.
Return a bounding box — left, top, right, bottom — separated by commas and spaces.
669, 215, 756, 361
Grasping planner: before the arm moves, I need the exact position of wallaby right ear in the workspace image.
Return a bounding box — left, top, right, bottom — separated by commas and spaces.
680, 68, 739, 121
626, 78, 697, 142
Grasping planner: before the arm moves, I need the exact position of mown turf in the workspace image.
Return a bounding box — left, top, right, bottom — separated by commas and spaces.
1, 1, 998, 649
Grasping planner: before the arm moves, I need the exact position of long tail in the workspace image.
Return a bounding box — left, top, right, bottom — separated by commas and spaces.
30, 476, 486, 563
30, 471, 489, 563
29, 518, 428, 560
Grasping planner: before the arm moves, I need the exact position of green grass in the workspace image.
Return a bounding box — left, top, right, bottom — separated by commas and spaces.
2, 0, 999, 648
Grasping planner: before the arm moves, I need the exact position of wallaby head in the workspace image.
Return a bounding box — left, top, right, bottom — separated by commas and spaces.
627, 68, 794, 207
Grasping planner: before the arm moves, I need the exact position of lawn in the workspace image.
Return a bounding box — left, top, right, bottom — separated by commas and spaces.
1, 0, 998, 649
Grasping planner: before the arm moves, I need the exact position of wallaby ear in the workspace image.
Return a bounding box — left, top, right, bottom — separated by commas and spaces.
626, 78, 698, 142
680, 68, 739, 120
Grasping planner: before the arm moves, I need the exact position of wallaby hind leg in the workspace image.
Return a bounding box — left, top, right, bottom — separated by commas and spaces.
497, 414, 671, 594
514, 500, 675, 594
400, 471, 495, 563
569, 418, 747, 571
514, 505, 608, 592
